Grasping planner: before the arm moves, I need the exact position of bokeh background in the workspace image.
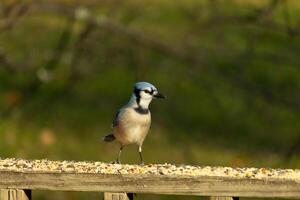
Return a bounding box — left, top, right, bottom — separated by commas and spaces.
1, 0, 300, 199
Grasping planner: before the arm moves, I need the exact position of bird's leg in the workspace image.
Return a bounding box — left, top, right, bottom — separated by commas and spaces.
138, 146, 144, 165
116, 145, 123, 164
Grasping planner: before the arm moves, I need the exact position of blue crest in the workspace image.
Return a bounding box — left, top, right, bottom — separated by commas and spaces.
134, 82, 157, 91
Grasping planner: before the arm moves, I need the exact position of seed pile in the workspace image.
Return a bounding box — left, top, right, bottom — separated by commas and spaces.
0, 158, 299, 180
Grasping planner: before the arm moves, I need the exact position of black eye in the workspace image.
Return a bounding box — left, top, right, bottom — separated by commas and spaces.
144, 90, 150, 94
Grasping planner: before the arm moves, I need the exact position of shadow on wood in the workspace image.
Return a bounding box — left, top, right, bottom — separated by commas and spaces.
0, 189, 31, 200
104, 192, 133, 200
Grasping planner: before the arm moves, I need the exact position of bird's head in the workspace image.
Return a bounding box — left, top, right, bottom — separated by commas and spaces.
131, 82, 165, 109
134, 82, 165, 100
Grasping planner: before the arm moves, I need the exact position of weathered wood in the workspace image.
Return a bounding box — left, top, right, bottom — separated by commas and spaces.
0, 189, 31, 200
0, 158, 299, 198
0, 172, 299, 198
210, 196, 239, 200
104, 193, 131, 200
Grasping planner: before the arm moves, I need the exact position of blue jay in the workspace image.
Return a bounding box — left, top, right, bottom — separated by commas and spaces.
103, 82, 165, 164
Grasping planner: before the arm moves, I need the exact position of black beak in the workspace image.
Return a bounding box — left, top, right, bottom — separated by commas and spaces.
154, 92, 165, 99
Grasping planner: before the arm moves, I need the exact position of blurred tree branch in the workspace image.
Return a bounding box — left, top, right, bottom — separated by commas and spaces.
0, 49, 17, 74
195, 0, 300, 36
94, 15, 203, 66
0, 1, 30, 74
2, 0, 300, 116
67, 19, 96, 85
23, 15, 77, 98
208, 0, 300, 113
29, 3, 207, 66
27, 0, 300, 72
0, 1, 30, 31
44, 16, 75, 71
1, 8, 77, 116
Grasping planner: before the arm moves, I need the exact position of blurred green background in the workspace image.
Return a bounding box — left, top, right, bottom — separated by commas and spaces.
1, 0, 300, 199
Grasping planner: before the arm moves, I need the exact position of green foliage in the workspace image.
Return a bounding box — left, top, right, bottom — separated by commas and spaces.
1, 0, 300, 199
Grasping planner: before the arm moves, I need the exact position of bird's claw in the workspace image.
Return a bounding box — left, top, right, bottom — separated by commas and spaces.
111, 160, 121, 164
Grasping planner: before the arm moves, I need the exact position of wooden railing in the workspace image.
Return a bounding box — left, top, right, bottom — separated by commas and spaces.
0, 158, 299, 200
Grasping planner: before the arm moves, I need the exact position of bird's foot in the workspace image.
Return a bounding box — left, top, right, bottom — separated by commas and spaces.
139, 161, 145, 166
110, 160, 121, 164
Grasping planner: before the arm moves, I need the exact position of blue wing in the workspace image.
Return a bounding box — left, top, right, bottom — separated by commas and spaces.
112, 109, 121, 127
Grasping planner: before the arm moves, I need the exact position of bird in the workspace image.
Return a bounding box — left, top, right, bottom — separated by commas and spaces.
103, 82, 165, 164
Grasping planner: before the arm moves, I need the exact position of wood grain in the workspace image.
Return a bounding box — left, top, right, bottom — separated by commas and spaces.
0, 189, 31, 200
210, 196, 239, 200
104, 193, 131, 200
0, 158, 299, 198
0, 171, 299, 198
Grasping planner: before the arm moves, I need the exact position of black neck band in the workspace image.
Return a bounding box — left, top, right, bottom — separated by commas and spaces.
134, 106, 149, 115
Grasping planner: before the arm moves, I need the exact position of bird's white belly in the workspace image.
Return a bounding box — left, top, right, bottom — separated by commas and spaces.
127, 125, 149, 144
113, 108, 151, 146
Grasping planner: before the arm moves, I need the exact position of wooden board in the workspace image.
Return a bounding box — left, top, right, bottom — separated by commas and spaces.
0, 189, 31, 200
104, 193, 131, 200
210, 196, 239, 200
0, 158, 299, 198
0, 171, 299, 198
